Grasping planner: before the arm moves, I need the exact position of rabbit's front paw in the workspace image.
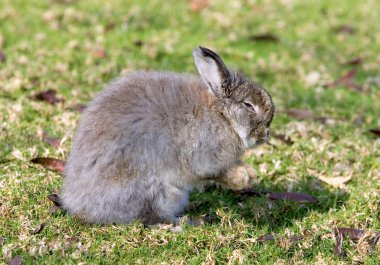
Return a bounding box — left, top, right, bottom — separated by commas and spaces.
218, 164, 256, 191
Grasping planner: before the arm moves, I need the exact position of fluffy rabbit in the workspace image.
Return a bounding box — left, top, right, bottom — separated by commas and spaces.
61, 47, 274, 224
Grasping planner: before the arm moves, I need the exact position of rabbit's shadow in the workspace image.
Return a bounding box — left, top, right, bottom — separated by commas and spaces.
186, 176, 349, 231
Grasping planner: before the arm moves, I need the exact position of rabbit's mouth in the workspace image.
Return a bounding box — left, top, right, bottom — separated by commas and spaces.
245, 135, 269, 149
242, 137, 262, 149
255, 138, 267, 145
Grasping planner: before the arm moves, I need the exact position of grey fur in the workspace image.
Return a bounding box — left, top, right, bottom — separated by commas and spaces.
61, 47, 275, 224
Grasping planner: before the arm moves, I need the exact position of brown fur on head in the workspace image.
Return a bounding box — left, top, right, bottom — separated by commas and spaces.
193, 46, 275, 148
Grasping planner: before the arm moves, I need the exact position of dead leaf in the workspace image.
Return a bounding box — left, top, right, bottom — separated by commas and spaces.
369, 129, 380, 138
333, 227, 380, 256
314, 116, 339, 125
334, 25, 356, 35
257, 234, 275, 242
316, 174, 352, 188
31, 89, 63, 105
341, 57, 362, 66
29, 76, 40, 87
30, 157, 65, 173
47, 193, 62, 207
335, 227, 365, 241
273, 134, 294, 145
70, 104, 87, 113
286, 108, 313, 119
92, 48, 107, 59
328, 69, 364, 92
371, 233, 380, 245
189, 0, 209, 11
289, 235, 304, 242
48, 205, 61, 214
105, 22, 116, 32
338, 69, 356, 80
8, 256, 22, 265
33, 223, 46, 235
249, 33, 279, 43
353, 114, 364, 126
0, 50, 6, 63
42, 131, 60, 149
66, 237, 78, 245
235, 189, 318, 204
133, 40, 144, 47
234, 188, 263, 197
334, 229, 344, 256
51, 0, 77, 3
267, 192, 318, 203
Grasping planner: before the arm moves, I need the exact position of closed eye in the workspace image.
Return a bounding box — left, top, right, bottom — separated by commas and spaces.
243, 102, 256, 112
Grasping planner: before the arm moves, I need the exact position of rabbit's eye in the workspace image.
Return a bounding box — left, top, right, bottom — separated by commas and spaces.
243, 102, 256, 112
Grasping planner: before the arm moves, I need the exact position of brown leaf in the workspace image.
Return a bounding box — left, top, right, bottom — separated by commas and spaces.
105, 22, 116, 32
234, 188, 263, 197
0, 49, 6, 63
42, 131, 60, 149
48, 205, 61, 214
333, 227, 380, 256
341, 57, 362, 66
257, 234, 275, 242
33, 223, 46, 235
328, 69, 364, 92
289, 235, 304, 242
334, 25, 356, 35
30, 157, 65, 173
66, 237, 78, 245
268, 192, 318, 203
334, 230, 344, 256
70, 104, 87, 113
47, 193, 62, 207
369, 129, 380, 138
249, 33, 279, 43
313, 116, 338, 125
29, 76, 40, 86
189, 0, 209, 11
273, 134, 294, 145
335, 227, 365, 241
371, 233, 380, 245
286, 108, 313, 119
133, 40, 144, 47
31, 89, 63, 105
353, 114, 364, 126
92, 48, 107, 59
338, 69, 357, 80
0, 236, 4, 247
8, 256, 22, 265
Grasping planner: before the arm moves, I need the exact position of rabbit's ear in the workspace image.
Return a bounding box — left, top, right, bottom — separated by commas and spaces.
193, 46, 231, 97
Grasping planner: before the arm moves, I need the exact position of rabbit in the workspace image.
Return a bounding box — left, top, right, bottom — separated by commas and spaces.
60, 46, 275, 225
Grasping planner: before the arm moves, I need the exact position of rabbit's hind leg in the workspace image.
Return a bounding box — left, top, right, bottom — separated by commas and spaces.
148, 181, 190, 225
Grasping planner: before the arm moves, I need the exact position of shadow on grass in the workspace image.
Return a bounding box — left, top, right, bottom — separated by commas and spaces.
47, 175, 349, 232
187, 176, 350, 232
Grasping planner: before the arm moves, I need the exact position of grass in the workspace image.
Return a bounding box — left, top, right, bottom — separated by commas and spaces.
1, 0, 380, 263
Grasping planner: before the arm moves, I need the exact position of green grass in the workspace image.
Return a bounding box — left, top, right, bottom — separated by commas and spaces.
1, 0, 380, 263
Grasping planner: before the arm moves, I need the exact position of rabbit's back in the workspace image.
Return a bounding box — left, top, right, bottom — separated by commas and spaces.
74, 71, 212, 166
67, 71, 215, 179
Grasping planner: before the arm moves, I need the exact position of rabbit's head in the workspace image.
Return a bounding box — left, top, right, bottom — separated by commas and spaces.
193, 46, 275, 148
